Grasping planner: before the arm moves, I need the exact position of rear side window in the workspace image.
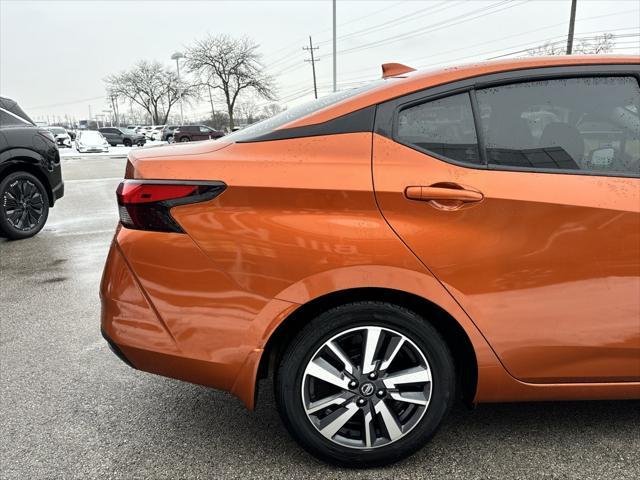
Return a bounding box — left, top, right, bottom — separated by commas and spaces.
396, 93, 481, 165
1, 110, 30, 127
476, 76, 640, 175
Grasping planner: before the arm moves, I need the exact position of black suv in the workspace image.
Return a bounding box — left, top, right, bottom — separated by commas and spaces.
172, 125, 224, 142
0, 97, 64, 239
98, 127, 146, 147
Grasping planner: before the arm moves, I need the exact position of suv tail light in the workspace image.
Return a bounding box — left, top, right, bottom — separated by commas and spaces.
116, 180, 226, 233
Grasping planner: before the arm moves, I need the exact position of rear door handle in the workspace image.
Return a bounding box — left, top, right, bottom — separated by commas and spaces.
405, 184, 483, 205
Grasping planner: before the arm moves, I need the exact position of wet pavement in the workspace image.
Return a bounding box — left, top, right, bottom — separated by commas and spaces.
1, 156, 639, 479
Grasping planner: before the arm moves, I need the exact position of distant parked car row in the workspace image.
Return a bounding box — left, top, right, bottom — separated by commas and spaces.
124, 124, 225, 143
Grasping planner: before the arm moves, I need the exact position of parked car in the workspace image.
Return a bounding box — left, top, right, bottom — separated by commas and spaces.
101, 56, 640, 467
75, 130, 109, 153
137, 126, 153, 137
161, 125, 179, 142
172, 124, 224, 142
149, 125, 165, 141
98, 127, 146, 147
0, 96, 64, 239
46, 126, 72, 148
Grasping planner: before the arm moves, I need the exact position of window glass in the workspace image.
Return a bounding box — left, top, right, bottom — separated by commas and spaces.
224, 79, 390, 142
477, 77, 640, 175
0, 110, 30, 127
396, 93, 481, 165
199, 126, 210, 133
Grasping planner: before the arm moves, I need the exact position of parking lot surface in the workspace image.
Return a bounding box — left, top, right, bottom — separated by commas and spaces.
1, 156, 639, 479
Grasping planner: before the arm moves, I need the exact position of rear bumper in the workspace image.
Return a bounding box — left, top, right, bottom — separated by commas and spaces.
101, 327, 135, 368
99, 229, 294, 409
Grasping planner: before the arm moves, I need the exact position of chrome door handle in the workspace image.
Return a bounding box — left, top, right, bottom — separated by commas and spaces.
404, 184, 483, 210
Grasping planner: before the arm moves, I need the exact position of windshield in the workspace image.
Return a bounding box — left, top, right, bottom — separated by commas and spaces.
122, 128, 136, 134
49, 127, 66, 134
78, 131, 104, 142
224, 80, 385, 142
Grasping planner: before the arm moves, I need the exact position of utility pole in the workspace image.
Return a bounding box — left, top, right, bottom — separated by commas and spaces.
171, 51, 185, 125
303, 36, 319, 99
566, 0, 577, 54
332, 0, 337, 92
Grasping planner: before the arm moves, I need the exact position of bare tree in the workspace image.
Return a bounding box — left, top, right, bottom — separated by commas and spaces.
575, 33, 615, 54
528, 33, 615, 56
262, 103, 285, 118
105, 61, 197, 125
185, 35, 275, 129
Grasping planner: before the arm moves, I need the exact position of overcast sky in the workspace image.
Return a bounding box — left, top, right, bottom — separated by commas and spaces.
1, 0, 638, 123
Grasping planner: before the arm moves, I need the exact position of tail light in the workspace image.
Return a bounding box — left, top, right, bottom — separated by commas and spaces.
116, 180, 226, 233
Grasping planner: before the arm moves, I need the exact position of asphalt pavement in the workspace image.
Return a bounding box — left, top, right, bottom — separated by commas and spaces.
1, 156, 639, 479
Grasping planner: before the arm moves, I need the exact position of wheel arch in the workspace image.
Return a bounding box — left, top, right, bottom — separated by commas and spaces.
257, 286, 479, 406
0, 155, 54, 206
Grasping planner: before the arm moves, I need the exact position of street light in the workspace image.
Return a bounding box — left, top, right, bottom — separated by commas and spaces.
171, 51, 185, 125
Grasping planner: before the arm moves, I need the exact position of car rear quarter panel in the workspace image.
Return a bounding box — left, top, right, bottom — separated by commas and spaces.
105, 134, 509, 408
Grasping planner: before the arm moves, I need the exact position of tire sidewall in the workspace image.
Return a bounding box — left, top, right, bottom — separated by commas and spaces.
0, 171, 50, 240
276, 302, 455, 467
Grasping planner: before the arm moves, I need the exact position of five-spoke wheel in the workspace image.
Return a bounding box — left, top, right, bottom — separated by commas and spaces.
302, 326, 432, 449
276, 302, 455, 467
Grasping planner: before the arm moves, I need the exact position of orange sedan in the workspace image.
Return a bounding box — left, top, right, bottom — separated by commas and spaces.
101, 56, 640, 467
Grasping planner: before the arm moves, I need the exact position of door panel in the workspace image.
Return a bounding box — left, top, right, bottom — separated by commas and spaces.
373, 134, 640, 383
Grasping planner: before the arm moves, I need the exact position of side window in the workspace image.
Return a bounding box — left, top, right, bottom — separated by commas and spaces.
476, 77, 640, 175
199, 126, 210, 133
1, 110, 29, 127
396, 93, 481, 165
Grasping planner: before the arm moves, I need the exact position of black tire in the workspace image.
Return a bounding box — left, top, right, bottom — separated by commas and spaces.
179, 136, 190, 142
0, 171, 50, 240
123, 139, 132, 147
166, 134, 173, 143
275, 301, 455, 467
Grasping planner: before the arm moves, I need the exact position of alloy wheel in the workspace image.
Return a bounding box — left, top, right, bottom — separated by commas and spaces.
301, 326, 432, 449
2, 179, 45, 232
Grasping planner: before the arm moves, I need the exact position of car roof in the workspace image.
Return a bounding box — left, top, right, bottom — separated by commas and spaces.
281, 55, 639, 130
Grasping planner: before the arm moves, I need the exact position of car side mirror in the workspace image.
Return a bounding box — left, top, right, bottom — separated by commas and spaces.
590, 147, 615, 167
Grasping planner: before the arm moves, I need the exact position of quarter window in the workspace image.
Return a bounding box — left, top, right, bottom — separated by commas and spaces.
396, 93, 481, 165
476, 77, 640, 175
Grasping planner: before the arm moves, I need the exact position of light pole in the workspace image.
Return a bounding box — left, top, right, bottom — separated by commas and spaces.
171, 51, 185, 125
332, 0, 337, 92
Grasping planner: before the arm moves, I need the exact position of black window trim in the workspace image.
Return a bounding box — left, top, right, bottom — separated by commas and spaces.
376, 64, 640, 179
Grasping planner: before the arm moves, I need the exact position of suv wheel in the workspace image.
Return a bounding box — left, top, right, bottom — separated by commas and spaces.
123, 139, 132, 147
275, 302, 455, 467
0, 172, 50, 240
166, 134, 173, 143
180, 136, 190, 142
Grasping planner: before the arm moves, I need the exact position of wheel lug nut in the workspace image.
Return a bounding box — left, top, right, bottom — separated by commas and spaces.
357, 398, 366, 407
348, 380, 358, 389
368, 372, 377, 380
376, 389, 385, 398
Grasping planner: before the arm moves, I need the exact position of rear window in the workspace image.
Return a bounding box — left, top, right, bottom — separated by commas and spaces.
224, 80, 386, 142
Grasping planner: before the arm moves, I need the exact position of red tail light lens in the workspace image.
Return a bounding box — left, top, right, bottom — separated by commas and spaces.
116, 180, 226, 233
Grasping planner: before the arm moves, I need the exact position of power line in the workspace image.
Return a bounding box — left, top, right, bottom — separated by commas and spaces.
26, 95, 105, 110
316, 0, 524, 59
